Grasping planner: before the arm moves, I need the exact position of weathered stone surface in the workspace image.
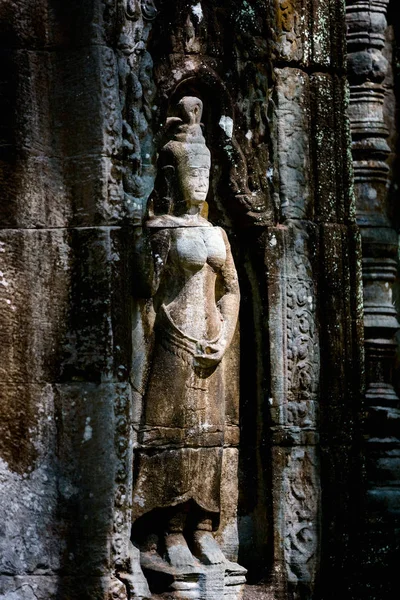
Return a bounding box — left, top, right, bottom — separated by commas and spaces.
0, 575, 127, 600
0, 2, 367, 600
0, 50, 54, 156
310, 74, 347, 223
0, 384, 60, 575
0, 0, 52, 49
273, 69, 313, 220
263, 221, 322, 597
60, 227, 131, 383
272, 445, 320, 596
0, 155, 68, 228
0, 49, 69, 228
265, 221, 319, 424
54, 46, 121, 160
56, 383, 128, 577
0, 45, 123, 228
269, 0, 346, 69
0, 229, 70, 383
0, 0, 110, 50
0, 576, 58, 600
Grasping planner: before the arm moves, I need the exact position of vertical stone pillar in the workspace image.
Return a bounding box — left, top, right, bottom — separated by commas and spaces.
268, 2, 363, 598
347, 0, 400, 593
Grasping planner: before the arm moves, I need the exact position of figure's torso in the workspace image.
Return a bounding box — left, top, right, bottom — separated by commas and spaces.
161, 226, 226, 341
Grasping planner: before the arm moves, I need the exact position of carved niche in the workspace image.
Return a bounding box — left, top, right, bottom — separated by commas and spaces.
125, 96, 246, 600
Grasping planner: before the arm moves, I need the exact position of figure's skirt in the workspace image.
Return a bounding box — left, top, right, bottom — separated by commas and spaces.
133, 304, 225, 519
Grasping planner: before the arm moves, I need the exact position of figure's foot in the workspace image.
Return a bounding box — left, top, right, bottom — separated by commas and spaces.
224, 559, 247, 576
165, 532, 199, 572
192, 530, 226, 565
117, 572, 151, 600
170, 579, 201, 600
118, 542, 151, 599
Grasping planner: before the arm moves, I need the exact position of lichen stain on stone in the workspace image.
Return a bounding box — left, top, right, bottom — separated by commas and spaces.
276, 0, 296, 33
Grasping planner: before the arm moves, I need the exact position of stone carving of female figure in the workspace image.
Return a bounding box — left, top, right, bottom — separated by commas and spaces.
131, 97, 245, 599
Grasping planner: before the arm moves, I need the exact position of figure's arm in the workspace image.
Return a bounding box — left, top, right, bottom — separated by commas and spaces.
194, 228, 240, 368
216, 227, 240, 350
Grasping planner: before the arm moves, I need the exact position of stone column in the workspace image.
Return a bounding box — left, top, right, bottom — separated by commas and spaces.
346, 0, 400, 594
268, 2, 363, 598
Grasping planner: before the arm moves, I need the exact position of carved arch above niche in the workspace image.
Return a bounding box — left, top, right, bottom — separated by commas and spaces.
154, 63, 271, 228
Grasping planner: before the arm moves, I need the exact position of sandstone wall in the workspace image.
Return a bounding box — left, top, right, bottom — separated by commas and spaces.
0, 2, 367, 599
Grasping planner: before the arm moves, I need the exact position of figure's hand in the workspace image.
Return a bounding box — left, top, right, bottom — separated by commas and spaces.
194, 341, 226, 368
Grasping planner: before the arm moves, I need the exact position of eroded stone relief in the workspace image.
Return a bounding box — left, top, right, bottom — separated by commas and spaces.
125, 96, 246, 599
0, 2, 367, 599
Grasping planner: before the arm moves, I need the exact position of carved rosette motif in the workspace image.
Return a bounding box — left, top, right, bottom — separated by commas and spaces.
346, 0, 400, 579
112, 389, 133, 571
103, 47, 125, 221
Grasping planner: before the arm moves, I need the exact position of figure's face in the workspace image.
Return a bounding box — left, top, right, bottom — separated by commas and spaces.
183, 166, 210, 204
177, 147, 211, 208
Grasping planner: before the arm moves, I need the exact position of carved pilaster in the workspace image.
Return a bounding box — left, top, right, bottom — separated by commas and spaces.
346, 0, 400, 588
266, 221, 321, 600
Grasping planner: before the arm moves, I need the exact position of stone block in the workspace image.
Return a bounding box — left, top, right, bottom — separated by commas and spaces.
264, 223, 320, 429
269, 0, 310, 64
0, 154, 68, 228
0, 576, 58, 600
0, 46, 123, 228
318, 224, 359, 445
0, 575, 120, 600
0, 384, 60, 575
64, 154, 123, 226
60, 227, 131, 383
55, 383, 131, 576
310, 73, 344, 223
0, 229, 70, 383
154, 2, 268, 62
271, 445, 320, 593
0, 0, 109, 50
0, 0, 52, 49
53, 45, 121, 160
47, 0, 109, 49
0, 50, 54, 157
319, 443, 358, 580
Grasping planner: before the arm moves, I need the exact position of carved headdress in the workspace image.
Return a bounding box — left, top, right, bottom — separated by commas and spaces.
147, 96, 211, 218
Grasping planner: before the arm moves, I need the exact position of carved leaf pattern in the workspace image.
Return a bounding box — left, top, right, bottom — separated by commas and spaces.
286, 279, 317, 398
283, 448, 319, 586
285, 225, 319, 431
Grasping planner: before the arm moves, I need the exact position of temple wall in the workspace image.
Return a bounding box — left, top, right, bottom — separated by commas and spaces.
0, 2, 386, 599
